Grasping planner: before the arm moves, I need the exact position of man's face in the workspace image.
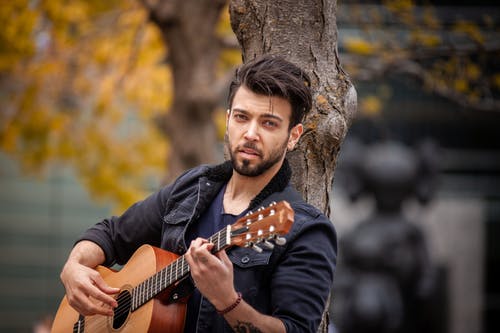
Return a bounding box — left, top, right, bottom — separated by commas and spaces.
226, 85, 303, 177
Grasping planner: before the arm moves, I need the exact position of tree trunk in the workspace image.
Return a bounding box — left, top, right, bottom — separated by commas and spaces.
229, 0, 357, 331
141, 0, 227, 181
229, 0, 356, 214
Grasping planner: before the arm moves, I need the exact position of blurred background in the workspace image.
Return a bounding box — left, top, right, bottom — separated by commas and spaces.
0, 0, 499, 332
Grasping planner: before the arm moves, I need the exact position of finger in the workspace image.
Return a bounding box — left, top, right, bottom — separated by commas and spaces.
192, 242, 213, 256
216, 250, 233, 267
87, 297, 116, 317
185, 244, 203, 267
73, 272, 118, 309
202, 242, 214, 252
198, 255, 209, 264
194, 244, 216, 265
190, 237, 208, 249
82, 300, 115, 317
69, 290, 115, 317
185, 248, 195, 265
87, 281, 119, 308
92, 273, 120, 295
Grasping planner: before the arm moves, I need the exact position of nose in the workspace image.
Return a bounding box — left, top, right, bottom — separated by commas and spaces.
244, 121, 259, 141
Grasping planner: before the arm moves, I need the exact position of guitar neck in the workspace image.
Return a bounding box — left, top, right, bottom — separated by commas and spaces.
131, 225, 231, 310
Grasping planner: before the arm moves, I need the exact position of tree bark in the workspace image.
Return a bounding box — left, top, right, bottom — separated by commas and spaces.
141, 0, 227, 181
229, 0, 356, 215
229, 0, 357, 331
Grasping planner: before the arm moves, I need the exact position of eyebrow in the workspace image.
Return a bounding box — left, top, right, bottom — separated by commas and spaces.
232, 108, 284, 122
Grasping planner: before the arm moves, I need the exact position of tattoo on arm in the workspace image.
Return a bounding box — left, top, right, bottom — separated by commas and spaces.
232, 321, 263, 333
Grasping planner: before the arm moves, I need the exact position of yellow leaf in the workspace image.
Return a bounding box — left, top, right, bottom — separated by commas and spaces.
360, 95, 382, 117
454, 79, 468, 93
492, 74, 500, 89
453, 20, 485, 45
465, 63, 481, 81
344, 37, 378, 56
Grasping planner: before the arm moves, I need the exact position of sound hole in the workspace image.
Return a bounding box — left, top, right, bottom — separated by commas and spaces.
112, 290, 132, 329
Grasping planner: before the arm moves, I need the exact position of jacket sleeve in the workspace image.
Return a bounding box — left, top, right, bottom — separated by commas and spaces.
271, 204, 337, 332
76, 184, 174, 267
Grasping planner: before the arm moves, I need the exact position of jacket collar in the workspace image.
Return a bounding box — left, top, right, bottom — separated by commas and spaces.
205, 159, 292, 210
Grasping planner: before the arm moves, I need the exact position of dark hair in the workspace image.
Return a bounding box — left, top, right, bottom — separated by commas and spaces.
227, 55, 312, 128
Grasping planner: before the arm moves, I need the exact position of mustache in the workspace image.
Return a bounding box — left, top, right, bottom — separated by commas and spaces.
240, 142, 262, 155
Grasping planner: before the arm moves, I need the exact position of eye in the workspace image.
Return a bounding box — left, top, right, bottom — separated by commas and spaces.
263, 120, 278, 128
233, 113, 248, 122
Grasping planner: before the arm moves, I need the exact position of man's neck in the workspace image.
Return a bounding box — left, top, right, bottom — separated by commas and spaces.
223, 164, 281, 215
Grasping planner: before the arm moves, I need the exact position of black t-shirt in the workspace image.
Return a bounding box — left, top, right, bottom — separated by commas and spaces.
184, 184, 248, 332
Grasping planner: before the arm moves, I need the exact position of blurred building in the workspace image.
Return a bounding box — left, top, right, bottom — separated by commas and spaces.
0, 154, 112, 332
333, 2, 500, 333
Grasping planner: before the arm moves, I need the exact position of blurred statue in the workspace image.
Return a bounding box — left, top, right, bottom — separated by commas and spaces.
332, 139, 445, 333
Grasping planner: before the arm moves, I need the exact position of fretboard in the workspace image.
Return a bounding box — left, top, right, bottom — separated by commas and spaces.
130, 225, 231, 311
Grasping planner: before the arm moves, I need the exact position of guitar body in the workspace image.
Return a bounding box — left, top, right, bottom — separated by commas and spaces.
51, 245, 187, 333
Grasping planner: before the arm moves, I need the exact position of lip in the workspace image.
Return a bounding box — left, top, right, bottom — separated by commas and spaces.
238, 147, 261, 158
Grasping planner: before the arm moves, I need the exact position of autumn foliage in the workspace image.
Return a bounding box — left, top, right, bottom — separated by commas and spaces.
341, 0, 500, 116
1, 0, 171, 211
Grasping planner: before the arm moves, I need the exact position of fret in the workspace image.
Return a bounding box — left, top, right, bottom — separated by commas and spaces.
156, 270, 161, 293
148, 274, 156, 298
183, 257, 188, 274
151, 275, 155, 297
150, 276, 153, 296
171, 259, 175, 283
136, 285, 139, 310
148, 275, 152, 299
137, 281, 142, 305
160, 268, 164, 291
136, 283, 140, 306
214, 233, 219, 250
169, 259, 174, 283
174, 259, 178, 281
147, 276, 152, 299
151, 274, 155, 297
132, 286, 136, 310
140, 280, 145, 305
153, 273, 157, 297
221, 227, 226, 249
134, 285, 137, 309
181, 258, 185, 276
177, 258, 182, 277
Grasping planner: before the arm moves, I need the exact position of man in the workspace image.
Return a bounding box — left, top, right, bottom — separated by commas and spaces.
60, 55, 337, 332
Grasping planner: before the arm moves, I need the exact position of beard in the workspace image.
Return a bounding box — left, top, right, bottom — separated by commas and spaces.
225, 133, 288, 177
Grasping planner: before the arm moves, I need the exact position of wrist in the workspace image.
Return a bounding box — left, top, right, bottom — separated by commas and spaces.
216, 292, 242, 315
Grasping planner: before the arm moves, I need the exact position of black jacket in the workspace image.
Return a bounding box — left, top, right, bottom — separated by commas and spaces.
79, 160, 337, 332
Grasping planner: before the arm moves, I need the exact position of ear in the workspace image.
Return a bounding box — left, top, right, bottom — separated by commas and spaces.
287, 124, 303, 151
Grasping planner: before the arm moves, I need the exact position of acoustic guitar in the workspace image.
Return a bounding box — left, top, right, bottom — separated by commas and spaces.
51, 201, 294, 333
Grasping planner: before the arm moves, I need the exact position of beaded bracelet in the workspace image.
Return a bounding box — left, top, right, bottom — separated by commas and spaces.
216, 292, 242, 315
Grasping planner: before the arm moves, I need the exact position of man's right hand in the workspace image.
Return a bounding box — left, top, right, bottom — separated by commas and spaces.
59, 241, 120, 316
